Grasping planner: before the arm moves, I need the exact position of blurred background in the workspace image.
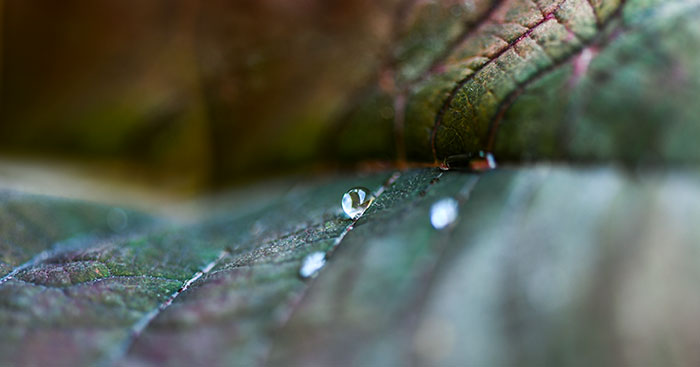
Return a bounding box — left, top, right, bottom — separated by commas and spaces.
0, 0, 401, 200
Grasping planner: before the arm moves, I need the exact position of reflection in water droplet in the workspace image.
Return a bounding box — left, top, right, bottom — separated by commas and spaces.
342, 187, 375, 219
430, 198, 459, 230
299, 251, 326, 279
106, 208, 128, 232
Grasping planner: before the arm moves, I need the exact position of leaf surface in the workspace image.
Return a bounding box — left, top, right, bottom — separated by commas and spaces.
3, 0, 700, 366
332, 0, 700, 166
4, 167, 700, 366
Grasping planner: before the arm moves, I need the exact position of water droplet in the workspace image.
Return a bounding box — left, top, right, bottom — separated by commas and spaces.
299, 251, 326, 278
469, 151, 497, 172
442, 154, 470, 170
342, 187, 375, 219
106, 208, 128, 232
442, 152, 497, 172
430, 198, 459, 230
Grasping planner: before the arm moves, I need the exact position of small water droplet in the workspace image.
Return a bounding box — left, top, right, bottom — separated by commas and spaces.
342, 187, 375, 219
430, 198, 459, 230
443, 154, 470, 170
469, 151, 497, 172
299, 251, 326, 278
442, 152, 497, 172
106, 208, 128, 232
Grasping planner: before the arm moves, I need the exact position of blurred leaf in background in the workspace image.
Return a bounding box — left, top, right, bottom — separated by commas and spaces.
0, 0, 403, 190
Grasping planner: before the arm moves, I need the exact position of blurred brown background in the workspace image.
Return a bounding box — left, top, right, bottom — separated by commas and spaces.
0, 0, 400, 192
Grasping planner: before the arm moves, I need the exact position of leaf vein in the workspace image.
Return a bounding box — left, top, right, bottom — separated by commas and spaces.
431, 1, 568, 161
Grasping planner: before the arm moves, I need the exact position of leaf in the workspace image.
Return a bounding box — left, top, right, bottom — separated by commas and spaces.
4, 167, 700, 366
4, 0, 699, 180
0, 173, 389, 366
331, 0, 700, 165
269, 166, 700, 366
3, 0, 700, 366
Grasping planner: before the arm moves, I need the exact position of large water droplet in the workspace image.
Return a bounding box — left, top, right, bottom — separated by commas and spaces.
430, 198, 459, 230
342, 187, 375, 219
299, 251, 326, 279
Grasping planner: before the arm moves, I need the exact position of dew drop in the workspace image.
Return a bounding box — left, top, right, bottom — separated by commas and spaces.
106, 208, 128, 232
442, 151, 497, 172
299, 251, 327, 279
469, 151, 497, 172
342, 187, 375, 219
430, 198, 459, 230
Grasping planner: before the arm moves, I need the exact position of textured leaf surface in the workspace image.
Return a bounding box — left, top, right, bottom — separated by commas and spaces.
3, 166, 700, 366
3, 0, 700, 366
332, 0, 700, 165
